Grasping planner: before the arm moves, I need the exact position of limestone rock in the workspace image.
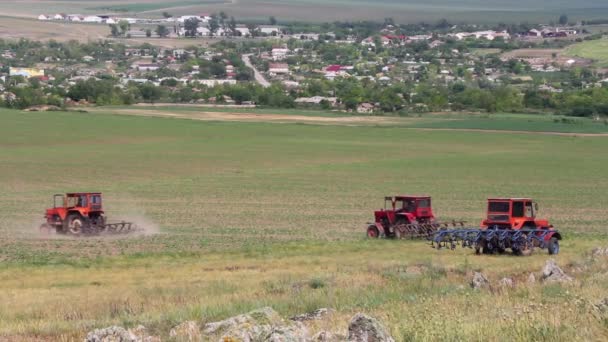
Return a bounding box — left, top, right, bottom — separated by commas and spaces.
169, 321, 201, 341
541, 259, 573, 283
85, 326, 135, 342
290, 308, 334, 322
347, 313, 394, 342
471, 272, 490, 289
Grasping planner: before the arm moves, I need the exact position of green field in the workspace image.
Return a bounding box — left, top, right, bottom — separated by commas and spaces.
1, 107, 608, 340
565, 37, 608, 67
4, 0, 608, 23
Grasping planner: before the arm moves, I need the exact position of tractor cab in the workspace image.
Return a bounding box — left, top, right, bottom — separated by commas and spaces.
482, 198, 551, 230
376, 195, 435, 225
44, 193, 105, 231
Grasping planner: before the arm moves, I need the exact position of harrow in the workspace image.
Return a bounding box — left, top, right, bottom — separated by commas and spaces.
390, 220, 467, 239
431, 227, 561, 255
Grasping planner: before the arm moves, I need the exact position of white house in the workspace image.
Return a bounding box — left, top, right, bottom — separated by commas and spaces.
268, 63, 289, 75
234, 26, 250, 36
105, 18, 117, 24
68, 15, 82, 22
38, 14, 50, 21
53, 14, 65, 20
259, 25, 281, 35
83, 15, 103, 23
198, 79, 237, 87
271, 47, 289, 61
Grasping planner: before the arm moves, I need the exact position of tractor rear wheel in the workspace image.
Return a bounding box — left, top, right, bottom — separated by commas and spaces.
394, 228, 403, 240
547, 237, 560, 255
367, 225, 380, 238
65, 214, 85, 236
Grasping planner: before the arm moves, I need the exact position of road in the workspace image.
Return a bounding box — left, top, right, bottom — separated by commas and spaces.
242, 54, 270, 88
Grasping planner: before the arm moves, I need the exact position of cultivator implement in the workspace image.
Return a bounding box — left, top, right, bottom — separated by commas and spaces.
392, 220, 467, 239
431, 227, 561, 255
97, 221, 138, 235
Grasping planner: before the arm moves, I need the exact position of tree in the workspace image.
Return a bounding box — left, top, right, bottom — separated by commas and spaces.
156, 25, 170, 38
146, 29, 152, 38
162, 12, 172, 18
184, 18, 200, 37
269, 16, 277, 25
118, 20, 130, 36
209, 15, 220, 36
228, 16, 237, 36
559, 14, 569, 26
109, 24, 120, 37
246, 23, 259, 37
219, 11, 228, 31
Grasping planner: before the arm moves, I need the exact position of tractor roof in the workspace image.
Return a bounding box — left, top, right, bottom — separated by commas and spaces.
488, 198, 533, 201
66, 192, 102, 196
394, 195, 430, 199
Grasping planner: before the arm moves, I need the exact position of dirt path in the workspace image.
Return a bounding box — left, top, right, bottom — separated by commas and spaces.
242, 54, 271, 88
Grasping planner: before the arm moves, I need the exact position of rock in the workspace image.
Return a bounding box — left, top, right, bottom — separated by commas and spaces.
290, 308, 334, 322
169, 321, 201, 341
348, 313, 394, 342
127, 325, 160, 342
591, 247, 608, 257
498, 277, 514, 288
203, 307, 308, 341
471, 272, 490, 290
595, 298, 608, 314
541, 259, 573, 283
85, 326, 135, 342
527, 273, 536, 284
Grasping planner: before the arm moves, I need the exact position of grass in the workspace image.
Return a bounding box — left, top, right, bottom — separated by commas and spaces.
565, 37, 608, 67
0, 107, 608, 339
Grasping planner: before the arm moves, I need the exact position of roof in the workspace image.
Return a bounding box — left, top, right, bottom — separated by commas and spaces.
65, 192, 102, 196
391, 195, 431, 199
487, 198, 533, 201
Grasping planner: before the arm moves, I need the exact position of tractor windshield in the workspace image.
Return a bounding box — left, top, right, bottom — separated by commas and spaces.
488, 201, 509, 213
396, 199, 416, 212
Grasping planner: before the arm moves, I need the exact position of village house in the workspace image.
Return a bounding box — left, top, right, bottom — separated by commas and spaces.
294, 96, 338, 107
271, 47, 290, 61
38, 14, 50, 21
268, 63, 289, 76
259, 25, 281, 35
83, 16, 103, 23
197, 79, 237, 87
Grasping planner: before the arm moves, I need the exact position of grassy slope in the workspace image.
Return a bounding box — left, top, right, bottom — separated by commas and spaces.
0, 108, 608, 339
565, 37, 608, 67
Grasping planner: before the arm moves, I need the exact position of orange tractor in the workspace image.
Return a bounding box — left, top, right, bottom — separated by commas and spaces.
367, 195, 465, 239
432, 198, 561, 255
40, 192, 136, 236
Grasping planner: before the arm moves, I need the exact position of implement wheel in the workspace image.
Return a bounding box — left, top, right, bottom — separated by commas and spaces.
547, 237, 560, 255
367, 225, 380, 238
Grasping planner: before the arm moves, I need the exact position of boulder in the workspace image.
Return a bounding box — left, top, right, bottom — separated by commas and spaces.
498, 277, 514, 288
541, 259, 573, 283
591, 247, 608, 257
347, 313, 394, 342
203, 307, 308, 341
128, 325, 160, 342
471, 272, 489, 290
313, 331, 347, 342
85, 326, 135, 342
595, 298, 608, 314
290, 308, 334, 322
169, 321, 201, 341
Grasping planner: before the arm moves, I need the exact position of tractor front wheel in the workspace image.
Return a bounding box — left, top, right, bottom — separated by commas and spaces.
65, 214, 85, 236
547, 237, 560, 255
367, 225, 380, 239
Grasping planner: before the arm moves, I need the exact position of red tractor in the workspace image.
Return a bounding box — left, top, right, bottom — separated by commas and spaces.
432, 198, 561, 255
367, 195, 464, 239
40, 192, 135, 235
